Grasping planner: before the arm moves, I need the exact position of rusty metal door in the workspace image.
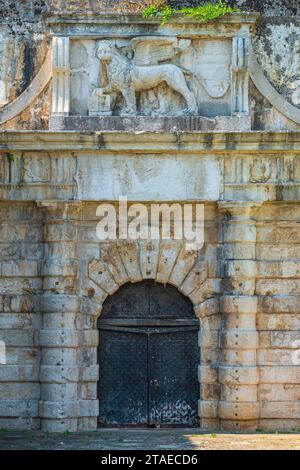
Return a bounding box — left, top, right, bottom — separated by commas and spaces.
98, 281, 199, 427
148, 327, 199, 426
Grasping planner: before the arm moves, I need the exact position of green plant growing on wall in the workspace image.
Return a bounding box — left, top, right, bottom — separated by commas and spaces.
143, 0, 241, 25
6, 153, 15, 162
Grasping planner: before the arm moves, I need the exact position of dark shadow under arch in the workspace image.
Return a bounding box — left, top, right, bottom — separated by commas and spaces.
99, 280, 196, 323
98, 280, 200, 427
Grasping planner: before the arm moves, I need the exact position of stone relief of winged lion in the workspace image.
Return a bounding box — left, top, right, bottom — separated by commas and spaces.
95, 37, 199, 116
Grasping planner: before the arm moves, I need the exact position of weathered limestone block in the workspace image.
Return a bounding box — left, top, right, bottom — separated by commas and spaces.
258, 295, 300, 314
201, 383, 220, 401
0, 313, 40, 329
0, 278, 42, 294
79, 382, 97, 400
0, 365, 39, 382
40, 401, 79, 419
220, 419, 258, 432
100, 243, 129, 285
80, 365, 99, 382
77, 417, 98, 431
0, 383, 40, 399
200, 314, 221, 331
259, 384, 300, 402
257, 225, 300, 244
199, 400, 218, 419
258, 349, 300, 366
169, 248, 198, 287
86, 280, 108, 306
117, 241, 142, 283
156, 240, 182, 285
4, 347, 40, 366
260, 402, 300, 419
257, 313, 300, 335
79, 400, 99, 417
222, 350, 257, 367
41, 349, 78, 366
194, 298, 219, 319
40, 294, 79, 313
0, 417, 40, 431
258, 419, 300, 432
199, 330, 219, 350
42, 312, 77, 330
41, 383, 78, 402
219, 366, 259, 385
256, 279, 300, 295
220, 331, 259, 350
0, 400, 39, 418
221, 384, 258, 402
88, 259, 119, 295
77, 243, 100, 260
80, 330, 99, 347
1, 260, 39, 277
139, 239, 159, 280
39, 330, 80, 348
189, 279, 221, 306
219, 402, 259, 420
259, 366, 300, 384
200, 349, 219, 366
179, 261, 208, 296
0, 330, 38, 347
224, 242, 256, 260
225, 260, 257, 279
257, 261, 300, 278
198, 365, 218, 385
223, 313, 256, 330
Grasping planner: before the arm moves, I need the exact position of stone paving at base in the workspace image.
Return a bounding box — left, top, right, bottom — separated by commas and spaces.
1, 429, 300, 450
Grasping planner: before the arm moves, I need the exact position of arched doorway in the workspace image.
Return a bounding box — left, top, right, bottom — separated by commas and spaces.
97, 281, 199, 427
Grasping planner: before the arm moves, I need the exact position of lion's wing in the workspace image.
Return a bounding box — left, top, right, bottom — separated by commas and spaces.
131, 36, 191, 66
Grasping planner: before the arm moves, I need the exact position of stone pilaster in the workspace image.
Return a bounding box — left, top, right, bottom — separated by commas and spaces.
38, 201, 82, 432
218, 201, 261, 431
52, 37, 70, 116
196, 298, 221, 430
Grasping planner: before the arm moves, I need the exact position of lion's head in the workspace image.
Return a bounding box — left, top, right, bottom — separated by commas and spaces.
96, 41, 115, 62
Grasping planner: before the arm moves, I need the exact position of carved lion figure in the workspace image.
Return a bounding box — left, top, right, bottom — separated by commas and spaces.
96, 40, 198, 116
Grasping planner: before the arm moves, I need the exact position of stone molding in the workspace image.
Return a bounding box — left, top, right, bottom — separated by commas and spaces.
249, 42, 300, 126
2, 130, 300, 152
0, 50, 52, 125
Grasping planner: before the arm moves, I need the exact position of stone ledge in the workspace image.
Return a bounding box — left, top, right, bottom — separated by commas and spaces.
2, 131, 300, 152
50, 115, 251, 133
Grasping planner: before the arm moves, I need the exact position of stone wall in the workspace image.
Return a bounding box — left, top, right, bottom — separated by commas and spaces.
0, 132, 299, 431
0, 1, 300, 433
0, 202, 42, 430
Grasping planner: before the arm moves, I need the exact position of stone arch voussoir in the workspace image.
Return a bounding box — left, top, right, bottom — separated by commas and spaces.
86, 239, 221, 316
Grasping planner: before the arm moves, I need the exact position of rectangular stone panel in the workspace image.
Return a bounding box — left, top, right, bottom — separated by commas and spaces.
77, 154, 220, 201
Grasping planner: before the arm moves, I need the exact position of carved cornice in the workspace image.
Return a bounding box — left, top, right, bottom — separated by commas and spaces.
1, 131, 300, 153
218, 201, 262, 219
37, 200, 82, 220
48, 12, 259, 27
